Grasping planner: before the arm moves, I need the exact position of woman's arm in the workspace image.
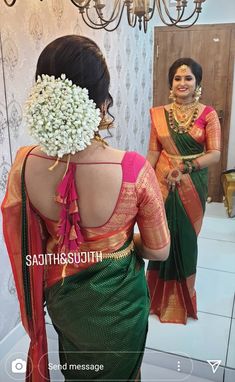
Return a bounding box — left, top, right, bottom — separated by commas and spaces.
134, 233, 170, 261
166, 150, 221, 191
140, 110, 169, 260
135, 161, 170, 261
191, 109, 221, 169
194, 149, 220, 168
146, 150, 160, 169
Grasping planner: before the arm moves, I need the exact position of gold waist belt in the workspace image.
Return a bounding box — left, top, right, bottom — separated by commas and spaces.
163, 150, 204, 160
60, 241, 135, 285
101, 241, 134, 259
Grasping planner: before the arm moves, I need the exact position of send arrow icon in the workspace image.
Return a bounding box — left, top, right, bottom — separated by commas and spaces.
207, 360, 222, 374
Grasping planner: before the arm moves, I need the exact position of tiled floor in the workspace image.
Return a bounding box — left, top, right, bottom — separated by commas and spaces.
0, 203, 234, 381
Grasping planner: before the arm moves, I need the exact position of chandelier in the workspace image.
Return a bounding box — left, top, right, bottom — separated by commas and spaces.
4, 0, 207, 32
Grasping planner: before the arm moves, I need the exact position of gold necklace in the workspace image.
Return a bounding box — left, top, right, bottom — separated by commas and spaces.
169, 102, 199, 134
173, 100, 198, 113
172, 101, 198, 125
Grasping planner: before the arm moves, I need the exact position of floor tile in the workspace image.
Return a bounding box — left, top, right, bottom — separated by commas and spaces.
227, 319, 235, 368
142, 361, 222, 382
143, 350, 225, 382
205, 203, 228, 219
0, 335, 29, 381
146, 312, 230, 366
196, 268, 235, 317
200, 216, 235, 243
0, 323, 232, 382
198, 238, 235, 273
224, 367, 235, 382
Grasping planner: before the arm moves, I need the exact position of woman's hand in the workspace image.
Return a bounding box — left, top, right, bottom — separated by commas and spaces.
194, 150, 220, 169
166, 168, 183, 192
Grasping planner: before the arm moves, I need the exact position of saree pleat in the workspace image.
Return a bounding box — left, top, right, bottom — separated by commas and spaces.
45, 243, 149, 381
147, 108, 208, 324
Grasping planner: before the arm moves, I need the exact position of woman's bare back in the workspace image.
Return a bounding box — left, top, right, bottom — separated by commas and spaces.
25, 143, 126, 228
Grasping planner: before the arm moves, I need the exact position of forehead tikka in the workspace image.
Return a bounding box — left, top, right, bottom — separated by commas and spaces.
178, 64, 188, 73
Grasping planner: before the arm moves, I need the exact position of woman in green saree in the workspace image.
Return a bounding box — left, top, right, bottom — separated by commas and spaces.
2, 35, 170, 381
147, 58, 221, 324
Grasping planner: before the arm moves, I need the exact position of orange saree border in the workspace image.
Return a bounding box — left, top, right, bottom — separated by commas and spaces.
150, 107, 179, 155
1, 146, 50, 381
147, 269, 197, 324
150, 107, 204, 235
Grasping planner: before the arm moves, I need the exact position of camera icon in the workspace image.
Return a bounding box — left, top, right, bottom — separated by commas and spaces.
11, 358, 27, 373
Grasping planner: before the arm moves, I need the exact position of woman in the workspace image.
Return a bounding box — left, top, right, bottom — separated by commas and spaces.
147, 58, 221, 325
1, 35, 170, 381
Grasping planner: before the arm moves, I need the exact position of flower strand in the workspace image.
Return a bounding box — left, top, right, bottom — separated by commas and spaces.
24, 74, 101, 158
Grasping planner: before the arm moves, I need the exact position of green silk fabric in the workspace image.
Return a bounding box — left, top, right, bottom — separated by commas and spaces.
148, 112, 208, 281
45, 242, 149, 381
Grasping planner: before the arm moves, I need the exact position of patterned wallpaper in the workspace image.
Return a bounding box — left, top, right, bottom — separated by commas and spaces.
0, 0, 154, 340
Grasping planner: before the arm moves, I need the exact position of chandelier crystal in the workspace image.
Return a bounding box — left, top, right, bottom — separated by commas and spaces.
4, 0, 207, 32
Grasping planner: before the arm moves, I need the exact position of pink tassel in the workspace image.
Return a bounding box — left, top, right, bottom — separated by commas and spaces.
56, 163, 84, 254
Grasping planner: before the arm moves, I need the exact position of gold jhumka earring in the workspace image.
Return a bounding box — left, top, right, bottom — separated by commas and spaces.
98, 115, 114, 130
169, 89, 176, 102
194, 86, 202, 102
99, 101, 114, 131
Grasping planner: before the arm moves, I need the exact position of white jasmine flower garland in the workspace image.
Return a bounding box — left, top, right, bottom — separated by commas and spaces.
24, 74, 101, 158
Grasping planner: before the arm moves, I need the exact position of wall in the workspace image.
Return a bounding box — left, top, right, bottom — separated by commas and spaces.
0, 0, 153, 340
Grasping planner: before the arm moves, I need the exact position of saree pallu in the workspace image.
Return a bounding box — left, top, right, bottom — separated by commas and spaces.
45, 241, 149, 381
147, 107, 211, 324
1, 146, 49, 381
